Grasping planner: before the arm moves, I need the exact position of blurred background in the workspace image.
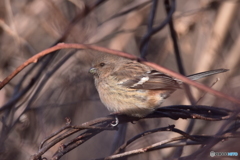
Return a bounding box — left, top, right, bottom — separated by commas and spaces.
0, 0, 240, 159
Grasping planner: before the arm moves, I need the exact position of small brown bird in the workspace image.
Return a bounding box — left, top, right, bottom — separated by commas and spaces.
89, 54, 227, 117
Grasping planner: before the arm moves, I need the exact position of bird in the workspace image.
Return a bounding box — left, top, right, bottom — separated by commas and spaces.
89, 54, 227, 118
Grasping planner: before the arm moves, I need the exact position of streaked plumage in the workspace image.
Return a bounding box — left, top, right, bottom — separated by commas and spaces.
89, 54, 227, 117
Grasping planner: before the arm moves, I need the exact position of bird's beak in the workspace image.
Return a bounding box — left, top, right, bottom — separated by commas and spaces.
89, 67, 97, 75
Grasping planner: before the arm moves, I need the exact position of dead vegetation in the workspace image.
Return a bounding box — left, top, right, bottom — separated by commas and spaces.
0, 0, 240, 160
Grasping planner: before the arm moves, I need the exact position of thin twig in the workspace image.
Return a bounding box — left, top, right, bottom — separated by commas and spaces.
99, 1, 152, 26
140, 0, 158, 58
0, 43, 237, 106
140, 0, 176, 58
34, 116, 116, 160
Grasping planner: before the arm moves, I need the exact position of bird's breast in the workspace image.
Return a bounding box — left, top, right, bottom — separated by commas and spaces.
96, 78, 170, 117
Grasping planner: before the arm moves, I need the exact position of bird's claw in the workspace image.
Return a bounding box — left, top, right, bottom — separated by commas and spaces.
111, 117, 119, 126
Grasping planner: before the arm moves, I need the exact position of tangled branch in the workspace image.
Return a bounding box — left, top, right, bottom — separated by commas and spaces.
32, 105, 239, 160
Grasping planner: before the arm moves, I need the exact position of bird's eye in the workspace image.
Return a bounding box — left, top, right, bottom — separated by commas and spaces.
99, 63, 105, 67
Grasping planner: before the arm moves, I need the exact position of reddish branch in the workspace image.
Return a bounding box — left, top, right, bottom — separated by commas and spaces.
0, 43, 239, 106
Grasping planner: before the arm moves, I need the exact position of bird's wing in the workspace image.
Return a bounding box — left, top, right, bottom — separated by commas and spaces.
111, 62, 180, 90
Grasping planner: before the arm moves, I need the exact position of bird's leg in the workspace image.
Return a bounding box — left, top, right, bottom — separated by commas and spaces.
111, 116, 119, 126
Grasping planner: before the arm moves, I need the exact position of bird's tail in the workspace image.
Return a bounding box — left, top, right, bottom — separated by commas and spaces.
187, 69, 228, 81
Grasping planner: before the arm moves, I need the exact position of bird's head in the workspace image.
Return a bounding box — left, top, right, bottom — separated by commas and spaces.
89, 54, 119, 78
